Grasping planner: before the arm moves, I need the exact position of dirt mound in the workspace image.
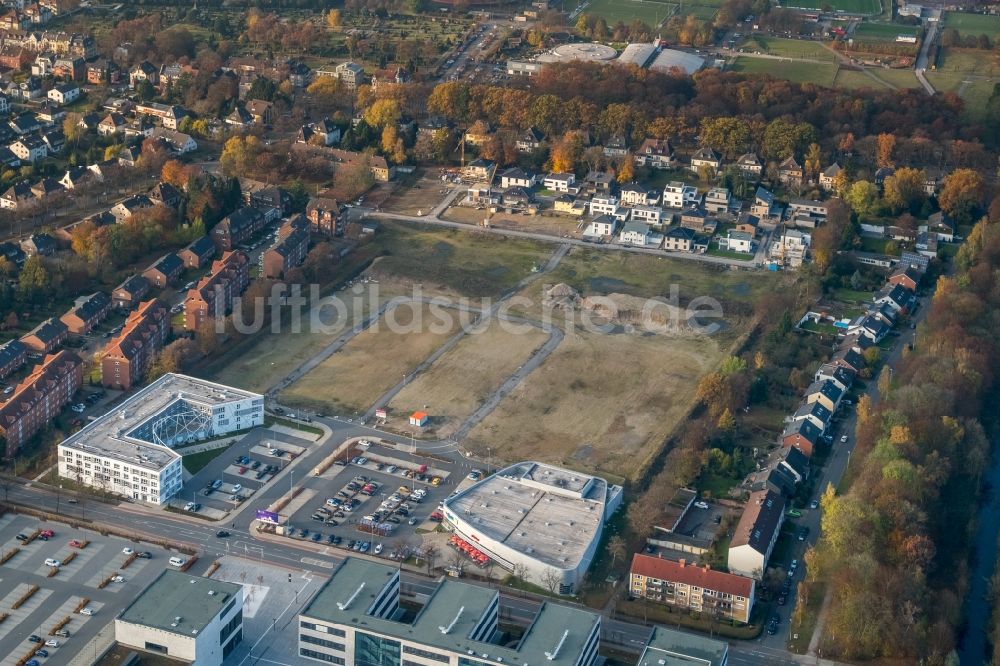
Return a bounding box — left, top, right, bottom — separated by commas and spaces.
581, 292, 691, 333
543, 282, 579, 309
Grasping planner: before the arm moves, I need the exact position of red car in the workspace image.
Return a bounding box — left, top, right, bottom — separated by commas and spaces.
68, 539, 84, 548
40, 530, 55, 538
238, 467, 247, 475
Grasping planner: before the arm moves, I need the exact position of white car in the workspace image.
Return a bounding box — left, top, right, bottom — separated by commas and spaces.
79, 607, 95, 615
694, 501, 709, 509
44, 639, 59, 648
358, 440, 371, 448
111, 575, 125, 583
232, 484, 242, 493
70, 404, 85, 413
374, 543, 383, 554
122, 547, 134, 555
44, 558, 60, 567
840, 435, 849, 443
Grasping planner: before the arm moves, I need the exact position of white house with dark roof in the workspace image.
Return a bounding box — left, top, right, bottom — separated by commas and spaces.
499, 167, 536, 189
728, 489, 785, 579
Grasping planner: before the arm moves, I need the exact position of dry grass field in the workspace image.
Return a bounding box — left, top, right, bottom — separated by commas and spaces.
279, 303, 461, 416
386, 321, 549, 438
464, 328, 725, 481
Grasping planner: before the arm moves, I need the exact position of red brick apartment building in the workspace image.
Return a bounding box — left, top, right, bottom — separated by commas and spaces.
100, 299, 169, 391
0, 350, 82, 457
629, 553, 756, 624
184, 251, 249, 331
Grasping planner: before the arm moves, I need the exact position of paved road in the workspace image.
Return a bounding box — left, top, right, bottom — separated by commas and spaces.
915, 20, 939, 94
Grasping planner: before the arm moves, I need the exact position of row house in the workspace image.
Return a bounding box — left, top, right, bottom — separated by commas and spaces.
306, 197, 340, 236
0, 350, 81, 457
59, 291, 110, 335
630, 554, 755, 625
728, 489, 785, 580
141, 253, 183, 289
184, 251, 250, 332
262, 223, 310, 280
110, 194, 152, 223
86, 58, 120, 85
0, 339, 26, 380
178, 235, 216, 269
20, 317, 67, 353
100, 299, 169, 391
212, 207, 265, 251
112, 274, 149, 310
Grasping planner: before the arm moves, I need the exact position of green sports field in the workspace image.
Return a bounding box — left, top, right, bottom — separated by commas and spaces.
853, 22, 921, 40
738, 36, 838, 60
730, 56, 839, 85
781, 0, 881, 16
572, 0, 678, 25
943, 12, 1000, 38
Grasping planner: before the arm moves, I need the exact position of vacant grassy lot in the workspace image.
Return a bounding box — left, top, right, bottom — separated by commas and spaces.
943, 11, 1000, 38
387, 320, 549, 438
927, 48, 999, 119
833, 67, 921, 90
739, 36, 837, 60
368, 220, 552, 298
465, 329, 724, 480
280, 303, 460, 416
382, 171, 453, 216
731, 57, 839, 85
853, 22, 920, 40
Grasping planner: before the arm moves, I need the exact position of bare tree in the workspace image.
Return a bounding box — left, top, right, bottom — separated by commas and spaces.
511, 562, 529, 584
423, 544, 439, 576
607, 535, 628, 568
541, 567, 561, 594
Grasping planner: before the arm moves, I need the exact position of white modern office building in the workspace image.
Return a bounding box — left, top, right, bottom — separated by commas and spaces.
57, 373, 264, 504
116, 570, 244, 665
441, 461, 623, 594
298, 558, 602, 666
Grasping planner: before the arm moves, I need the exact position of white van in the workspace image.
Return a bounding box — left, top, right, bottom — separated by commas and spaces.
169, 556, 186, 568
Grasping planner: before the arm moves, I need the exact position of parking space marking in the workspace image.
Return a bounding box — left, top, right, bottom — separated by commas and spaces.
16, 595, 91, 662
300, 557, 335, 569
0, 585, 53, 643
0, 515, 15, 533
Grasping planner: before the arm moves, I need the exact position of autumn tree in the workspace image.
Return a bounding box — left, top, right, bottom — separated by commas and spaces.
616, 157, 634, 183
17, 256, 50, 304
326, 8, 342, 29
549, 132, 583, 173
938, 168, 984, 223
804, 143, 822, 181
845, 180, 879, 219
363, 98, 401, 130
875, 132, 896, 168
882, 167, 925, 213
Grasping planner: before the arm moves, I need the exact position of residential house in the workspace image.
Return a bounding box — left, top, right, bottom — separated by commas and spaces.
734, 212, 760, 236
370, 156, 395, 182
923, 167, 947, 196
245, 99, 274, 126
178, 236, 216, 269
750, 187, 778, 220
151, 127, 196, 154
630, 554, 755, 625
814, 362, 854, 393
619, 184, 657, 207
0, 45, 30, 71
869, 302, 898, 327
20, 232, 56, 256
41, 129, 64, 155
98, 112, 126, 136
679, 207, 714, 233
0, 350, 82, 457
134, 103, 188, 130
110, 194, 153, 223
735, 153, 763, 178
633, 138, 674, 169
793, 401, 832, 434
112, 274, 149, 310
830, 347, 865, 375
32, 52, 54, 77
769, 228, 810, 268
463, 158, 494, 181
249, 186, 293, 216
583, 170, 614, 196
874, 283, 916, 313
129, 61, 158, 88
30, 178, 64, 199
9, 135, 47, 163
211, 207, 265, 251
0, 242, 24, 266
926, 211, 955, 242
500, 168, 536, 189
689, 147, 720, 174
501, 187, 532, 208
662, 181, 699, 209
718, 230, 754, 254
630, 204, 664, 225
703, 187, 731, 214
184, 251, 250, 331
553, 195, 586, 216
819, 163, 842, 191
0, 340, 27, 380
52, 56, 84, 81
847, 313, 890, 344
20, 317, 68, 353
780, 418, 821, 458
805, 379, 843, 412
728, 489, 785, 579
9, 112, 41, 136
777, 156, 803, 187
306, 197, 340, 237
0, 147, 19, 170
887, 265, 920, 292
86, 58, 119, 85
59, 292, 110, 335
262, 227, 309, 279
664, 227, 699, 253
225, 105, 253, 130
463, 120, 493, 147
589, 195, 621, 218
117, 145, 140, 167
335, 61, 364, 89
1, 181, 35, 210
618, 221, 661, 248
602, 135, 628, 158
297, 118, 341, 147
148, 182, 181, 208
746, 446, 810, 497
0, 94, 8, 116
59, 165, 99, 190
543, 173, 575, 193
516, 127, 545, 153
582, 215, 618, 240
141, 253, 183, 289
100, 299, 168, 390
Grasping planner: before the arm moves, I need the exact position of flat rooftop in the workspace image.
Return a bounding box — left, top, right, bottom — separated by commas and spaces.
304, 558, 601, 666
638, 626, 728, 666
118, 570, 242, 638
59, 373, 261, 472
443, 462, 607, 570
537, 42, 617, 63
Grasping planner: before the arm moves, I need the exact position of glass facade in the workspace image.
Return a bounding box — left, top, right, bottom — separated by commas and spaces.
356, 631, 402, 666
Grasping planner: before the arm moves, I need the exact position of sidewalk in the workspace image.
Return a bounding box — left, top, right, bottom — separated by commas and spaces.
68, 623, 115, 666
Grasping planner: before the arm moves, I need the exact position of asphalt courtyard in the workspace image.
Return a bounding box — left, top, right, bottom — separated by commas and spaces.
0, 512, 177, 666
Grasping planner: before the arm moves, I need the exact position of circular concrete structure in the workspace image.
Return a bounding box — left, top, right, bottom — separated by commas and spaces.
537, 42, 618, 64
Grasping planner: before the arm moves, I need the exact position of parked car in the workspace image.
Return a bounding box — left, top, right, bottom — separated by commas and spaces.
44, 558, 60, 567
54, 629, 70, 638
79, 607, 95, 615
216, 530, 231, 538
122, 547, 134, 555
137, 552, 152, 559
69, 539, 84, 548
28, 635, 42, 643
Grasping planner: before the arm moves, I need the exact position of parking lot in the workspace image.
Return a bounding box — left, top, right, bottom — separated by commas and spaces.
278, 440, 464, 559
172, 428, 315, 518
0, 512, 177, 666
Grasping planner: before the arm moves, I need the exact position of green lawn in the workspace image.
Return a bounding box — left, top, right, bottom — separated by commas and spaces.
739, 36, 837, 60
853, 22, 921, 40
943, 11, 1000, 38
785, 0, 881, 14
182, 447, 229, 475
832, 287, 873, 304
570, 0, 678, 26
730, 57, 839, 86
706, 244, 756, 261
